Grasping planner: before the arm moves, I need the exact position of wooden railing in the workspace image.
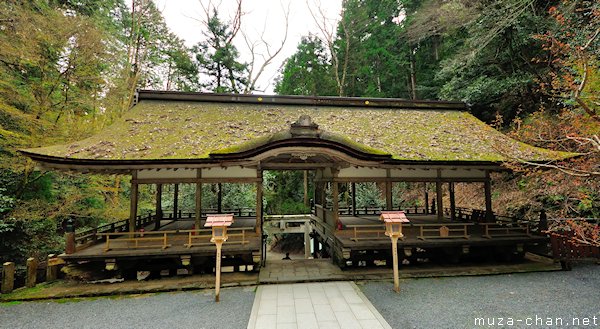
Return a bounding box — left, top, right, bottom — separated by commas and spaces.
161, 208, 257, 219
416, 223, 473, 240
74, 212, 155, 250
99, 230, 175, 251
482, 223, 531, 239
345, 224, 387, 241
314, 204, 337, 228
72, 209, 257, 252
337, 206, 431, 216
443, 207, 492, 222
180, 227, 251, 248
96, 227, 254, 252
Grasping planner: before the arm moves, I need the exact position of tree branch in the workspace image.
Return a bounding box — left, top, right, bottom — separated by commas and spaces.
242, 1, 289, 93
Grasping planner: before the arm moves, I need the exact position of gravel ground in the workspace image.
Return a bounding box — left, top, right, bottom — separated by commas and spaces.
0, 286, 255, 329
2, 265, 598, 329
360, 263, 600, 329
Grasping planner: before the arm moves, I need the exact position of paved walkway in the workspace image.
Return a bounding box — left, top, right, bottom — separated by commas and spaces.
259, 259, 345, 283
247, 281, 391, 329
258, 254, 560, 284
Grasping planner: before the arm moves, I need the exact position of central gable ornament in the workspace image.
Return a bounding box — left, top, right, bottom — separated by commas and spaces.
290, 115, 320, 138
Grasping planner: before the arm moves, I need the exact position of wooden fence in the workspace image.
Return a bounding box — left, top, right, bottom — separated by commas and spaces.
1, 255, 64, 295
73, 208, 257, 253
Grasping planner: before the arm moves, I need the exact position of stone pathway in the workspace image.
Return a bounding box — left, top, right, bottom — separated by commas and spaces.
259, 259, 344, 283
258, 254, 560, 284
246, 281, 392, 329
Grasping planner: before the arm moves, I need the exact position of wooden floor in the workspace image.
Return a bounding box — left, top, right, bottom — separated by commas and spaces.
334, 215, 547, 249
62, 213, 546, 264
61, 217, 260, 260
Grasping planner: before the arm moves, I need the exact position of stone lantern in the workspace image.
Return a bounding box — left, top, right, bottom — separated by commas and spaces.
204, 214, 234, 302
380, 211, 409, 293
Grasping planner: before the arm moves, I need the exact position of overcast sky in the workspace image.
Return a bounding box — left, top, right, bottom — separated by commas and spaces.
152, 0, 342, 94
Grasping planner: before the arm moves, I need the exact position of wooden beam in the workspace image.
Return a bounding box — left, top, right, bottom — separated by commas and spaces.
484, 171, 493, 221
331, 168, 341, 231
155, 184, 162, 231
351, 182, 357, 216
436, 170, 443, 220
303, 170, 309, 207
173, 183, 179, 219
217, 183, 222, 213
260, 163, 337, 170
129, 171, 138, 233
135, 177, 261, 184
449, 182, 456, 221
256, 171, 263, 234
333, 181, 340, 230
195, 182, 202, 230
333, 177, 487, 183
385, 179, 393, 211
424, 183, 429, 215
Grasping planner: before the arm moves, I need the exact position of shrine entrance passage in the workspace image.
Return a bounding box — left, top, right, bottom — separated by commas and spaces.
263, 214, 314, 262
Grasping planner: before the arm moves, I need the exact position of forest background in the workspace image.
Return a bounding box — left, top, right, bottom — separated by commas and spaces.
0, 0, 598, 263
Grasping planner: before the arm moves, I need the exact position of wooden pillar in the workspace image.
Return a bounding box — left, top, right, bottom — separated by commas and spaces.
333, 180, 340, 230
46, 254, 59, 282
1, 262, 15, 294
303, 170, 309, 207
317, 182, 325, 206
390, 236, 400, 293
129, 171, 138, 233
217, 183, 222, 214
436, 171, 443, 220
155, 184, 162, 231
195, 182, 202, 230
255, 172, 263, 234
351, 182, 357, 216
313, 234, 319, 258
385, 180, 393, 211
304, 222, 311, 259
26, 257, 37, 288
424, 183, 429, 214
65, 219, 76, 254
484, 172, 493, 221
449, 182, 456, 221
214, 240, 223, 302
173, 183, 179, 219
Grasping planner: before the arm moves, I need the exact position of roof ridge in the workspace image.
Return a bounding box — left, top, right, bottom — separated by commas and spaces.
136, 90, 467, 110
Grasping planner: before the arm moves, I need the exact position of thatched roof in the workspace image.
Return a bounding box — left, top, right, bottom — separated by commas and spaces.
21, 91, 573, 165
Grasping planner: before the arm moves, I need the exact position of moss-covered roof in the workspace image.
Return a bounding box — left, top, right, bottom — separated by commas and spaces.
22, 95, 574, 163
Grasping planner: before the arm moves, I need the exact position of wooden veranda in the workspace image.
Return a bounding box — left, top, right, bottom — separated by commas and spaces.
20, 91, 571, 273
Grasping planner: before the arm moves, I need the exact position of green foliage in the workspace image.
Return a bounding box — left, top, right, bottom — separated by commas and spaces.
0, 0, 202, 261
0, 188, 15, 214
264, 171, 311, 215
20, 173, 53, 201
191, 9, 247, 93
355, 182, 385, 208
274, 35, 337, 96
0, 218, 63, 263
328, 0, 407, 97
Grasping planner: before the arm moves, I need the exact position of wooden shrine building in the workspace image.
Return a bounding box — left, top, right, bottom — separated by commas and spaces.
20, 90, 572, 272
